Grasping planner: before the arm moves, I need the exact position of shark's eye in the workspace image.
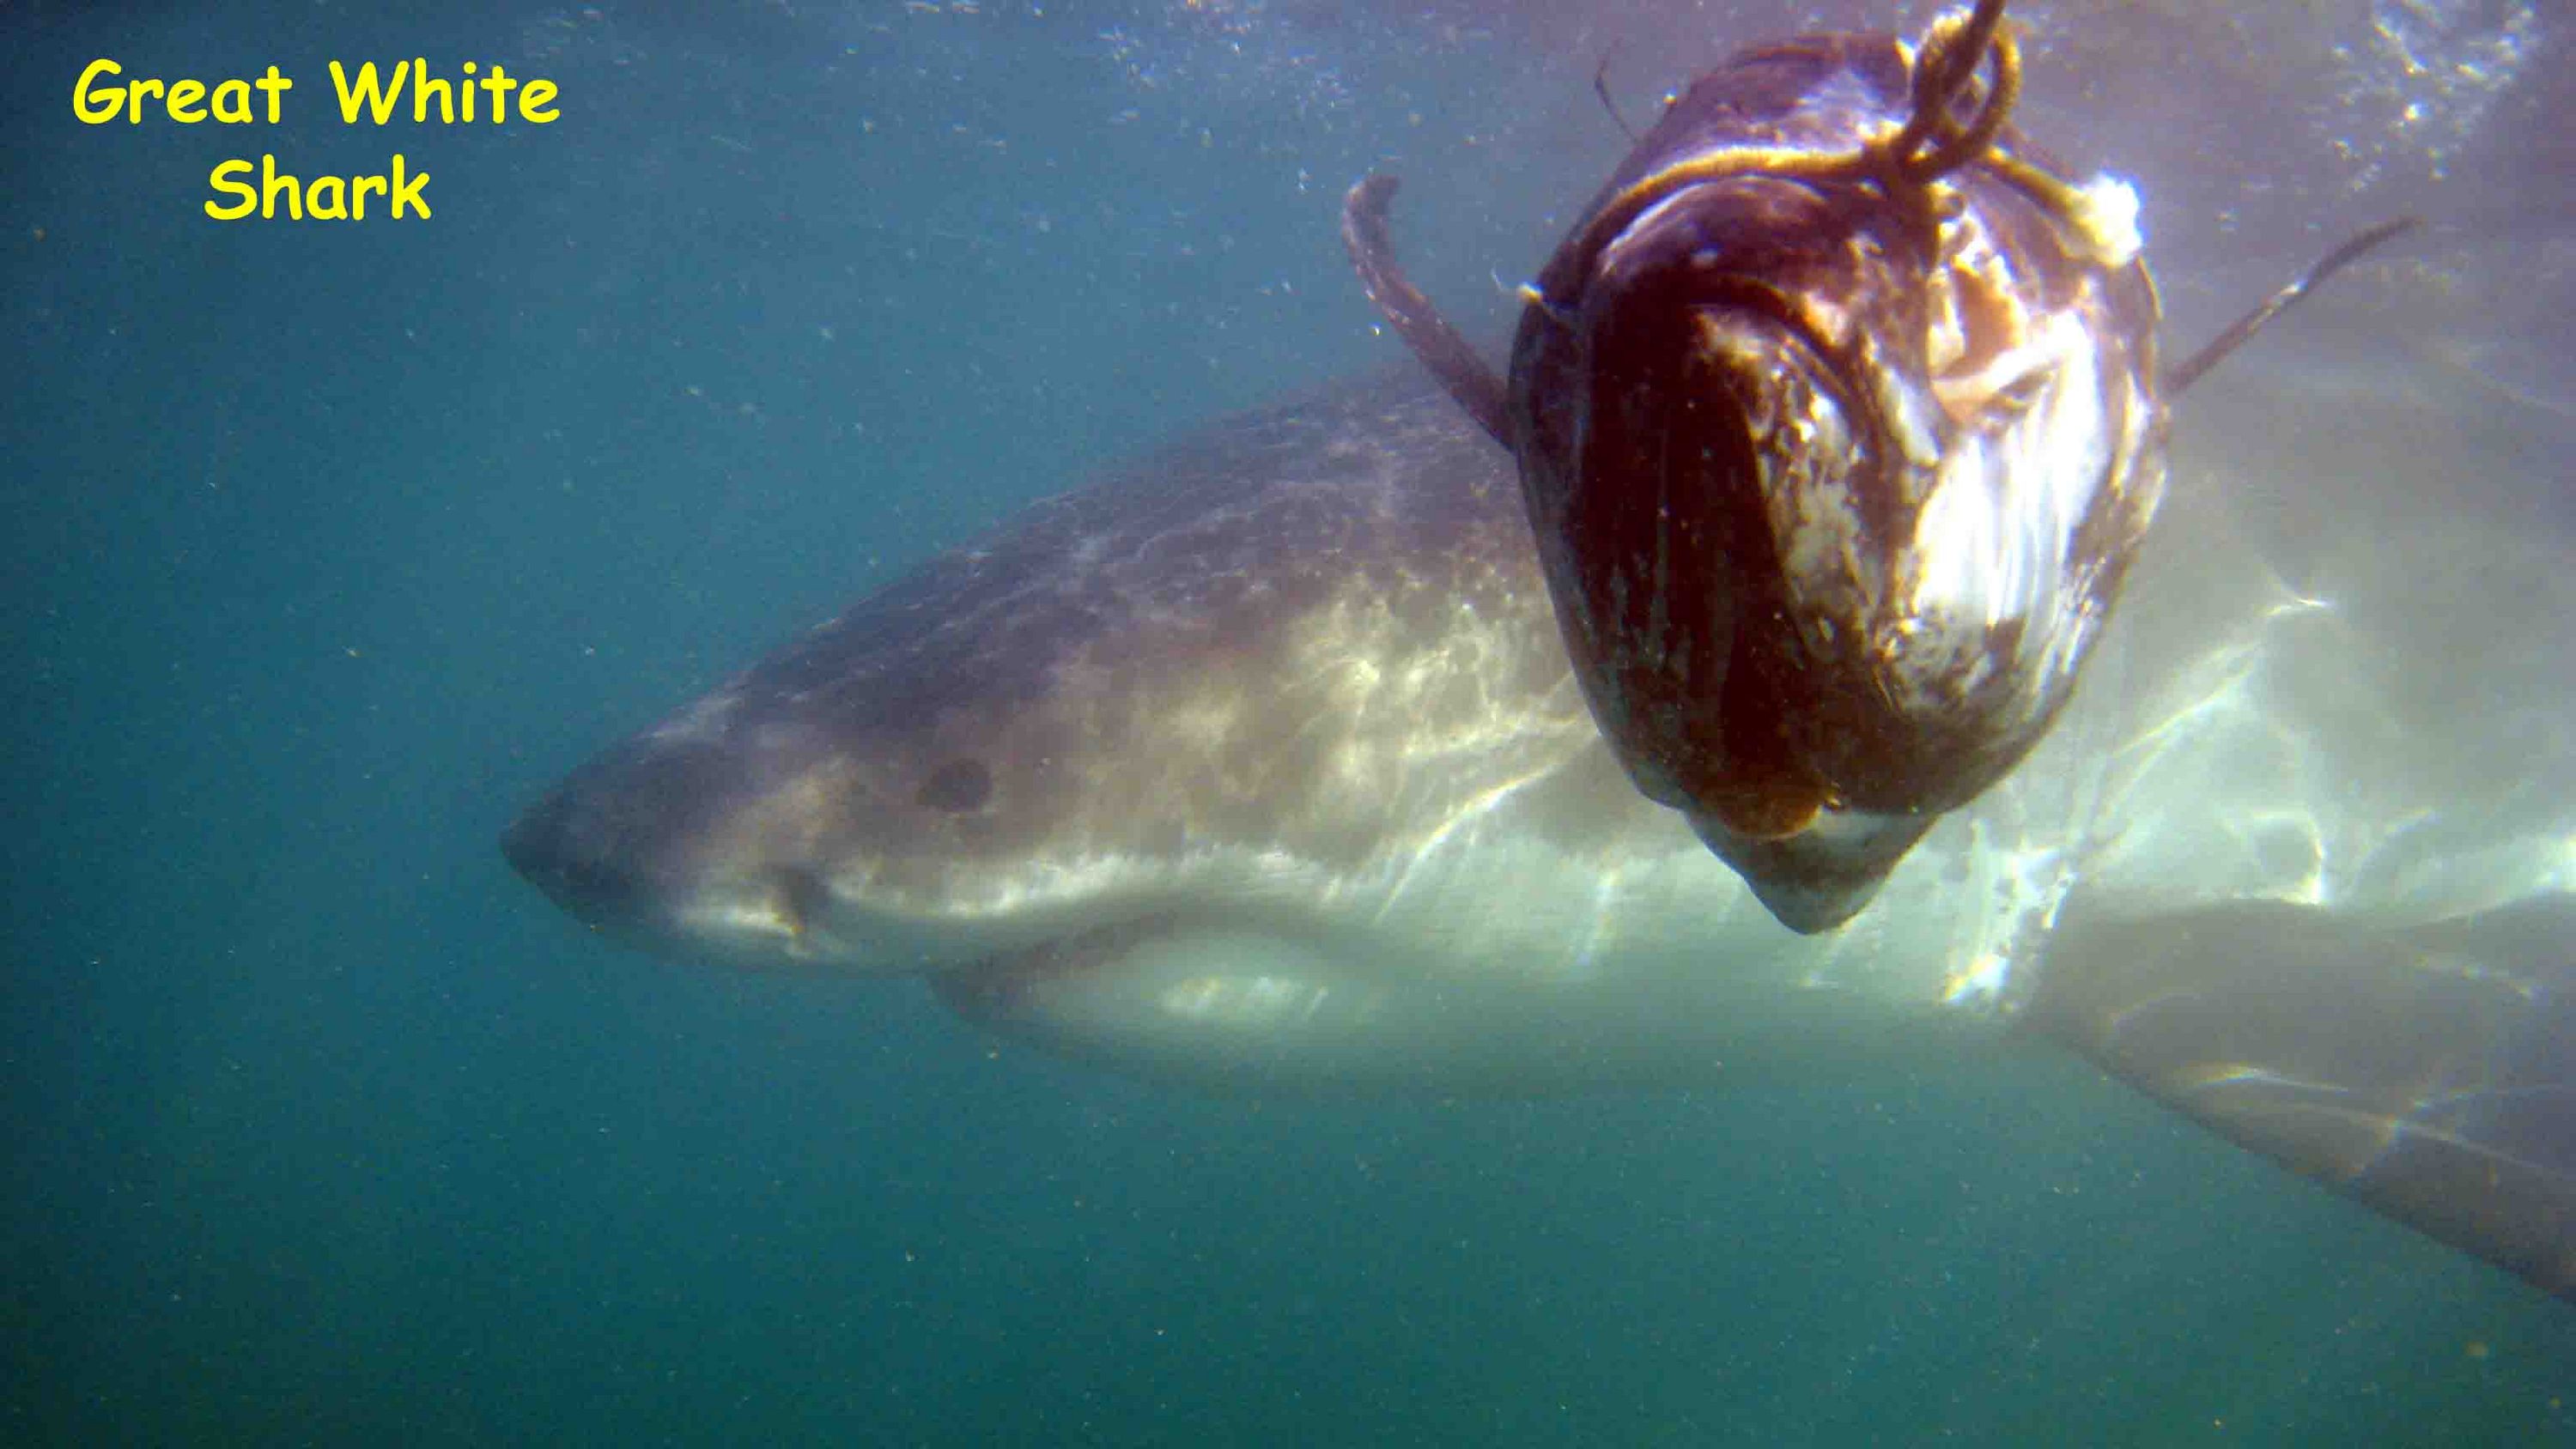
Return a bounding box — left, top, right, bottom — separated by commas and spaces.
916, 758, 993, 814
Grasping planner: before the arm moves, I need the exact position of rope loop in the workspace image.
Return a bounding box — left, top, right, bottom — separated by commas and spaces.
1886, 0, 2018, 185
1529, 0, 2037, 316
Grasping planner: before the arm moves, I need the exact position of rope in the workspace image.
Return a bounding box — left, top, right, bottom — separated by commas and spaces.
1531, 0, 2035, 315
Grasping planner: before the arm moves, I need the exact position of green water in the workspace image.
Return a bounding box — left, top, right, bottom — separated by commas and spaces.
6, 2, 2569, 1443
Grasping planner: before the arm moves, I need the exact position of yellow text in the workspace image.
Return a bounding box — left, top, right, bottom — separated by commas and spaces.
205, 154, 431, 221
75, 58, 291, 124
330, 60, 558, 125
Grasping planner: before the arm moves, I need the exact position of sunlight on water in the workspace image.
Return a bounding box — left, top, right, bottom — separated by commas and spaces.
2334, 0, 2537, 183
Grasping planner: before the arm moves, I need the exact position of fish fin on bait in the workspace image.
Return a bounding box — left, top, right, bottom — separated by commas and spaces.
1340, 173, 1514, 446
2164, 217, 2421, 397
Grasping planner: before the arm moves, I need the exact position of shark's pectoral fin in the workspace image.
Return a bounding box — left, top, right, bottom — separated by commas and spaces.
931, 923, 1445, 1090
2024, 894, 2576, 1303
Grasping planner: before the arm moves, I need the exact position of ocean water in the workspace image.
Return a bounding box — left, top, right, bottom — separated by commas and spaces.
5, 2, 2571, 1445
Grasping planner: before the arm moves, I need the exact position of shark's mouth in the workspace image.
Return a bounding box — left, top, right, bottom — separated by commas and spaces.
931, 914, 1191, 1026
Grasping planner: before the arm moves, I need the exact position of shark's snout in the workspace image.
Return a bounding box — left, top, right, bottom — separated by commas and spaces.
501, 740, 769, 943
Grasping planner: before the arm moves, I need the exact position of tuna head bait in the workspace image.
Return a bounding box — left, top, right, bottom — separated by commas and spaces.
1344, 0, 2409, 932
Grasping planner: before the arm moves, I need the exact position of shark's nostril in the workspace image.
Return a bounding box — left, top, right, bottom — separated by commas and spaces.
501, 738, 769, 942
501, 791, 642, 929
502, 790, 590, 895
775, 866, 830, 939
917, 757, 993, 814
498, 799, 559, 883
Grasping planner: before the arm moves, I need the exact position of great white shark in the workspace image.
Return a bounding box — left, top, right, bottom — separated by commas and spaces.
504, 364, 2576, 1305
